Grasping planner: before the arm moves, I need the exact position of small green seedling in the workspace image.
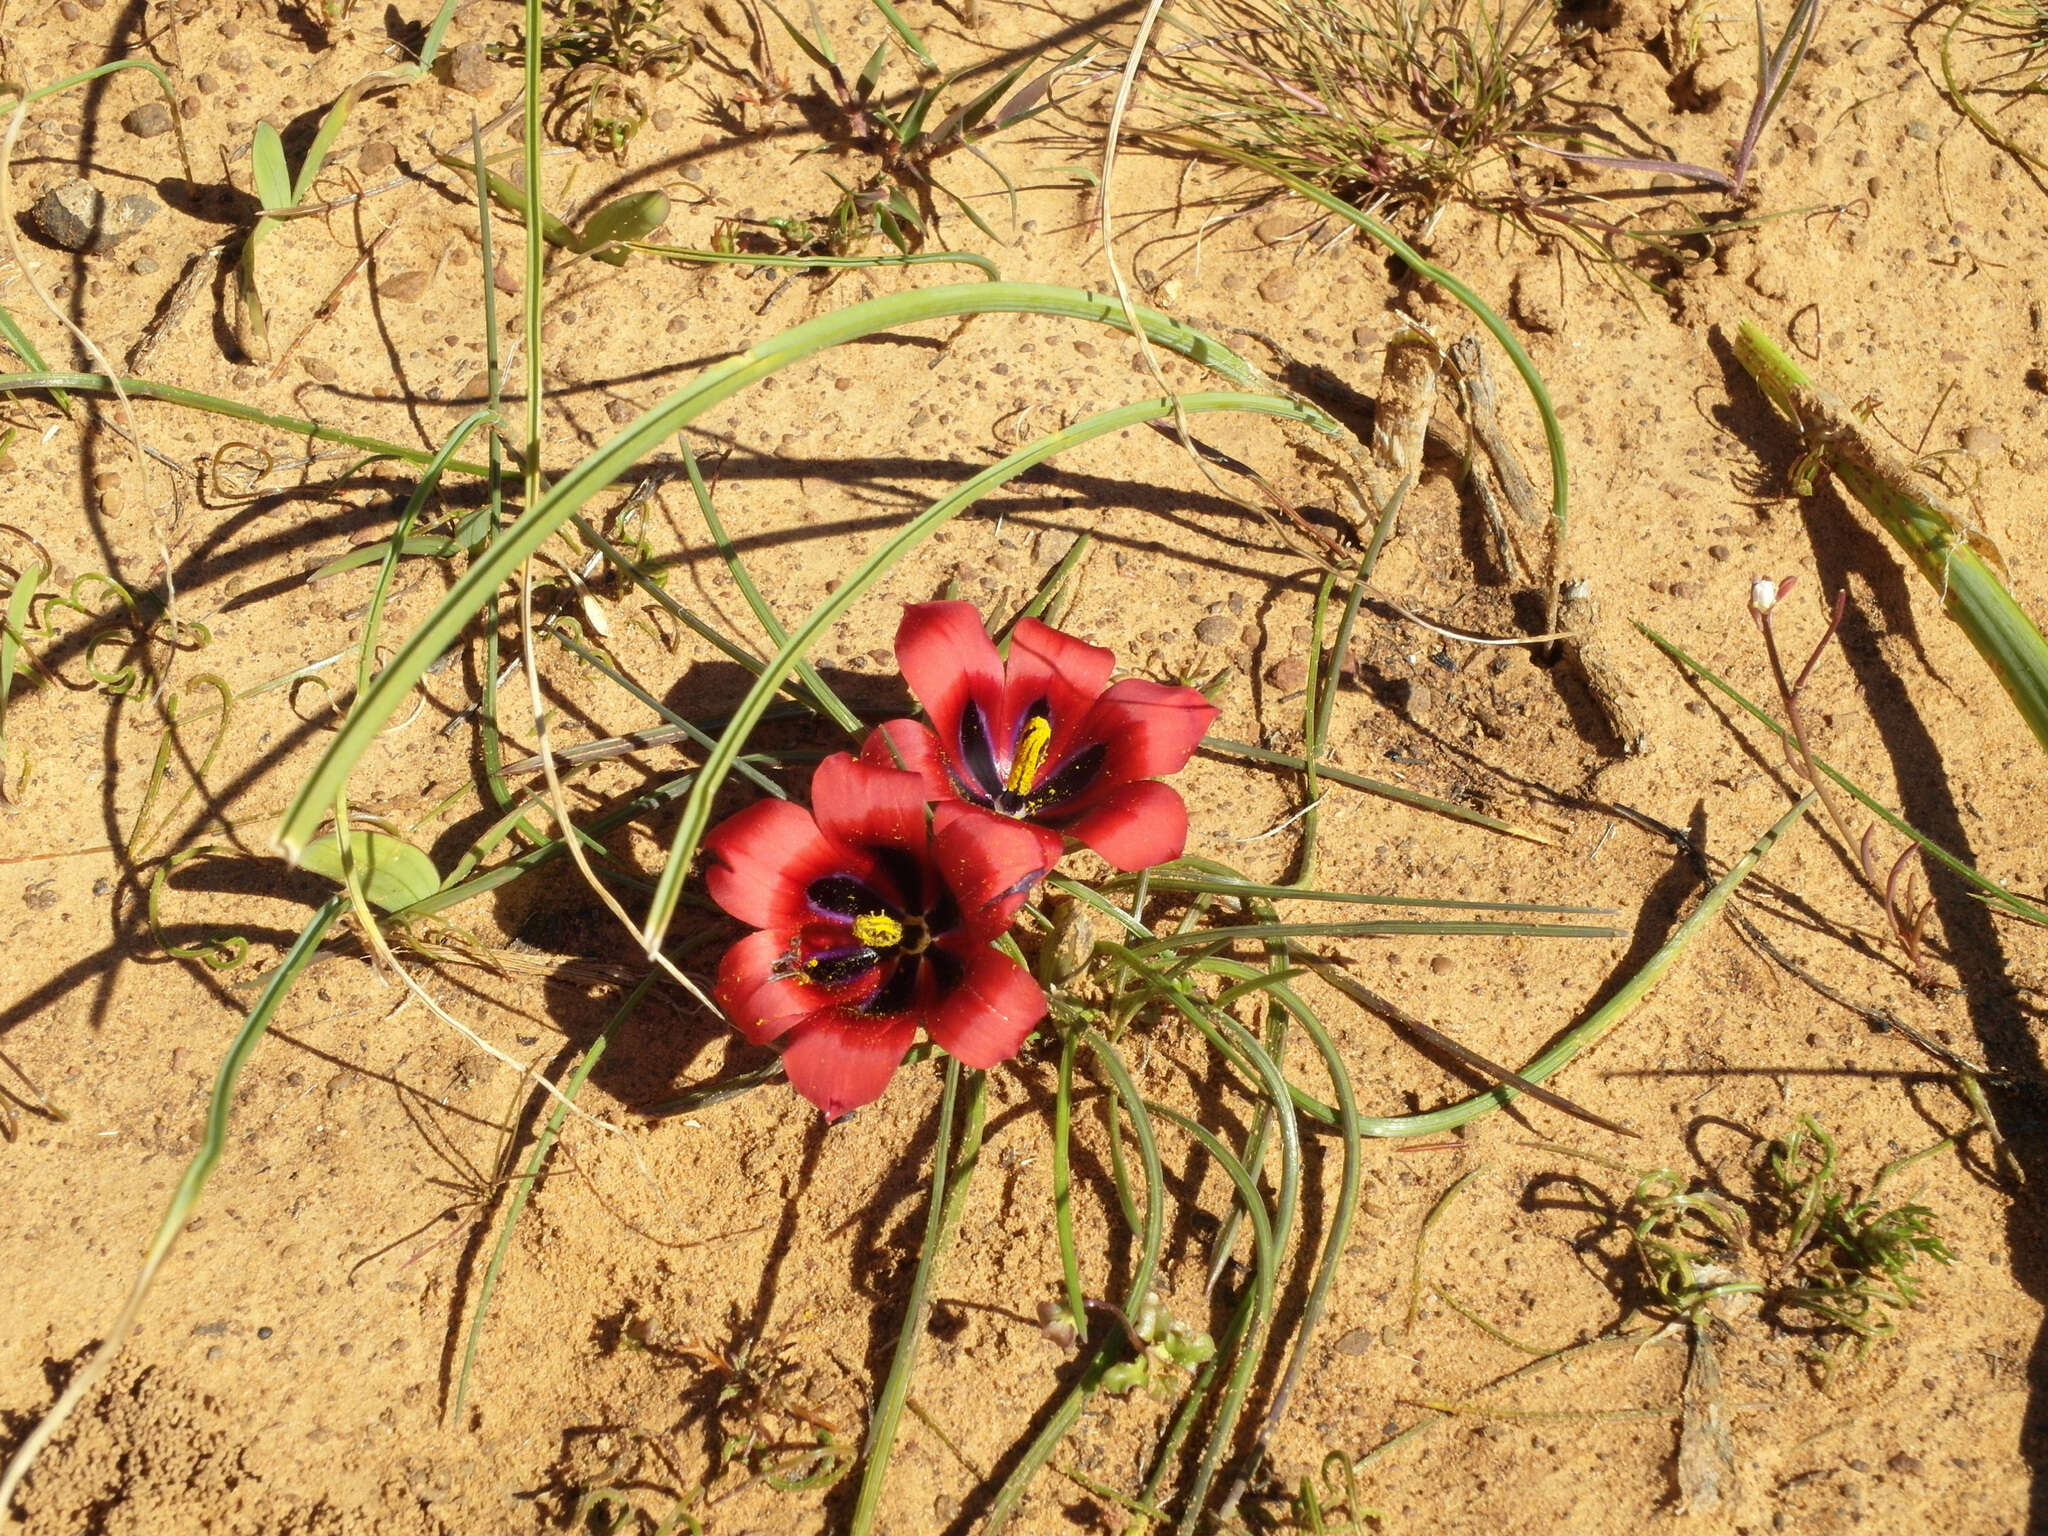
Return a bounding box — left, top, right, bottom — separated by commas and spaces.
757, 0, 1093, 252
1096, 1290, 1218, 1397
1764, 1116, 1957, 1378
444, 160, 671, 266
299, 822, 442, 912
234, 0, 462, 360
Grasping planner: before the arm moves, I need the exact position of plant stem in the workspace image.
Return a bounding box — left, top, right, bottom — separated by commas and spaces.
849, 1061, 986, 1536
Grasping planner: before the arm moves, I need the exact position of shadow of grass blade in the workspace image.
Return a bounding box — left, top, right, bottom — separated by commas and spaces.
1638, 620, 2048, 927
1732, 320, 2048, 757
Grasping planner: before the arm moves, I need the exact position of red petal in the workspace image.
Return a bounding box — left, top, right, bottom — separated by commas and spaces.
1078, 679, 1218, 786
860, 719, 954, 801
933, 801, 1057, 935
810, 751, 927, 854
927, 945, 1046, 1069
714, 929, 819, 1044
778, 1010, 917, 1119
1004, 618, 1114, 751
1061, 779, 1190, 871
704, 799, 848, 930
896, 602, 1004, 786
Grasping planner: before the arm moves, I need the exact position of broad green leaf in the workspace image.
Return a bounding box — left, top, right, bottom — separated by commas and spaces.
251, 121, 292, 211
298, 827, 440, 912
575, 190, 670, 255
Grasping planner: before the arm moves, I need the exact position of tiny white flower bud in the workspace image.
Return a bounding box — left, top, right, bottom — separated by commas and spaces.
1750, 577, 1780, 612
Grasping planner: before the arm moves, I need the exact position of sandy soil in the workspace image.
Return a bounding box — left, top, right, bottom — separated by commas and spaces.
4, 0, 2048, 1532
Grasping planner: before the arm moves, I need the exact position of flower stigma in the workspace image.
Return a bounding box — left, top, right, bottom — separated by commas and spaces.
852, 911, 906, 948
1005, 713, 1053, 798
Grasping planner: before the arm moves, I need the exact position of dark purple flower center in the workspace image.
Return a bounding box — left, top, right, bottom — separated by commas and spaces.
798, 863, 963, 1016
953, 698, 1106, 820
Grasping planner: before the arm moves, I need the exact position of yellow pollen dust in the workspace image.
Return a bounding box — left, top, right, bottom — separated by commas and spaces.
1006, 714, 1053, 796
852, 912, 904, 948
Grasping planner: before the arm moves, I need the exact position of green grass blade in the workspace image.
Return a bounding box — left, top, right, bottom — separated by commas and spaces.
1129, 919, 1623, 952
1126, 869, 1610, 915
849, 1062, 984, 1536
1638, 621, 2048, 927
271, 282, 1324, 861
982, 1035, 1164, 1536
1732, 320, 2048, 757
1341, 794, 1815, 1136
1202, 736, 1556, 843
867, 0, 936, 68
679, 437, 862, 735
0, 305, 69, 412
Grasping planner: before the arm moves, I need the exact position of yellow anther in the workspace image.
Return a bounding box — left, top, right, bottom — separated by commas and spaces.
1006, 714, 1053, 796
852, 912, 904, 948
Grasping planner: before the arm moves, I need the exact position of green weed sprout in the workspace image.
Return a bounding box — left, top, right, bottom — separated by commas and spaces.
754, 0, 1093, 253
234, 0, 462, 360
1765, 1117, 1957, 1371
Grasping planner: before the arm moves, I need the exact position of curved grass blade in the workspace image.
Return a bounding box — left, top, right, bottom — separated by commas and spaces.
1180, 150, 1567, 558
271, 281, 1334, 861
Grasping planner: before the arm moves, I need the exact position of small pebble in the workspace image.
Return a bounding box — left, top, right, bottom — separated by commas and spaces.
357, 140, 397, 174
122, 102, 174, 138
378, 270, 429, 303
1887, 1452, 1924, 1477
129, 256, 158, 275
442, 40, 493, 95
1905, 120, 1935, 141
195, 72, 220, 94
1194, 615, 1236, 645
1428, 955, 1453, 975
1266, 656, 1309, 690
665, 314, 688, 334
1334, 1329, 1374, 1356
1253, 213, 1297, 246
1707, 543, 1731, 561
650, 108, 674, 131
1963, 424, 2002, 455
31, 180, 160, 254
300, 356, 336, 384
57, 0, 79, 18
1668, 579, 1704, 600
606, 398, 636, 424
1785, 120, 1817, 147
257, 1326, 273, 1340
1258, 270, 1299, 304
93, 470, 121, 491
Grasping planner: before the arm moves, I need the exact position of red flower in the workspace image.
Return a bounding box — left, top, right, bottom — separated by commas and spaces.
861, 603, 1218, 873
704, 752, 1050, 1119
